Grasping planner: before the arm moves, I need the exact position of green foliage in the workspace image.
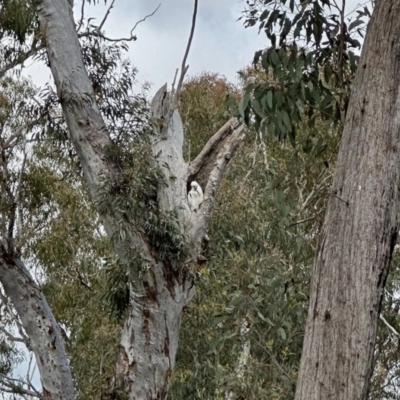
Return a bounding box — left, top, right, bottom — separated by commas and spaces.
169, 72, 338, 399
180, 72, 240, 161
0, 0, 36, 43
0, 35, 154, 398
239, 0, 371, 141
101, 135, 187, 271
369, 251, 400, 400
24, 143, 121, 399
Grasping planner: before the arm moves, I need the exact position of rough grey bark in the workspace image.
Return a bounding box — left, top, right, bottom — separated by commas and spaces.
0, 249, 75, 400
295, 1, 400, 399
31, 1, 245, 398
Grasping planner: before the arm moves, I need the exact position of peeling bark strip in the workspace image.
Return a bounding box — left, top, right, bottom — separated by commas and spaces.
31, 0, 245, 398
295, 1, 400, 400
0, 249, 74, 400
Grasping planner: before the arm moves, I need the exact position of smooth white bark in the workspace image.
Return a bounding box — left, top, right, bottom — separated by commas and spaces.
0, 251, 74, 399
28, 1, 245, 398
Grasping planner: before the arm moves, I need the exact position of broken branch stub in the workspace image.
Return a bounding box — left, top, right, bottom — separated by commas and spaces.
150, 85, 245, 260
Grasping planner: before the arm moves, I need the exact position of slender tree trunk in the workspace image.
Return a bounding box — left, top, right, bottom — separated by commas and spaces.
295, 1, 400, 399
0, 251, 75, 400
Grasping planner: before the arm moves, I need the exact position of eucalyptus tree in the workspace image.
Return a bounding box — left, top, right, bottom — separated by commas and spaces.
241, 0, 400, 399
0, 0, 247, 399
169, 71, 337, 400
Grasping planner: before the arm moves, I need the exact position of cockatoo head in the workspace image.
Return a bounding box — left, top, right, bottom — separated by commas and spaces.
191, 181, 200, 191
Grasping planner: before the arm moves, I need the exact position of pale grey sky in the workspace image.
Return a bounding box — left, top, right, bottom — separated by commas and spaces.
25, 0, 268, 93
24, 0, 368, 95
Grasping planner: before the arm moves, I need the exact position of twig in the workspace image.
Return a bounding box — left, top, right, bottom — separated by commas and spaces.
2, 127, 25, 150
253, 337, 294, 382
174, 0, 198, 105
3, 305, 31, 347
380, 315, 400, 337
238, 135, 258, 195
130, 4, 161, 34
77, 0, 86, 32
331, 191, 349, 206
171, 68, 179, 97
0, 373, 40, 398
287, 208, 326, 228
75, 265, 93, 291
26, 353, 33, 388
26, 353, 41, 396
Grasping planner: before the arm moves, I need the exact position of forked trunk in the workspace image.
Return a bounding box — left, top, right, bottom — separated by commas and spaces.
295, 1, 400, 399
32, 1, 245, 398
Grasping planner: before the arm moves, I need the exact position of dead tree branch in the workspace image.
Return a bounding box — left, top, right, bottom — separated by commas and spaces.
174, 0, 198, 105
78, 3, 161, 43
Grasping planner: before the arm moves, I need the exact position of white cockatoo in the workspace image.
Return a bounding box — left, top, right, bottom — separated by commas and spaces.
188, 181, 203, 212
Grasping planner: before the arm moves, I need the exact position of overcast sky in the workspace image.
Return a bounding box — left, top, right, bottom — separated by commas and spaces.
26, 0, 268, 94
25, 0, 367, 96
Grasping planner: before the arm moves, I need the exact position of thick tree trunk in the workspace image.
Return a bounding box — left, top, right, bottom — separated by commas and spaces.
295, 1, 400, 399
0, 251, 75, 400
114, 263, 193, 399
32, 1, 245, 398
110, 88, 244, 399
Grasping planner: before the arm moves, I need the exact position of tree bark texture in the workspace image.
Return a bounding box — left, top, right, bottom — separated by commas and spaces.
113, 87, 244, 400
0, 250, 75, 400
31, 1, 245, 398
114, 262, 190, 399
295, 2, 400, 399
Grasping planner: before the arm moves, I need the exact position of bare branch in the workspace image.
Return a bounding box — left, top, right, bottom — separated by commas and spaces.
0, 373, 41, 397
0, 248, 74, 397
78, 3, 161, 43
15, 145, 28, 251
96, 0, 116, 33
174, 0, 198, 104
2, 127, 25, 150
0, 326, 26, 344
77, 30, 137, 42
0, 44, 45, 79
77, 0, 86, 32
188, 118, 242, 178
130, 4, 161, 33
